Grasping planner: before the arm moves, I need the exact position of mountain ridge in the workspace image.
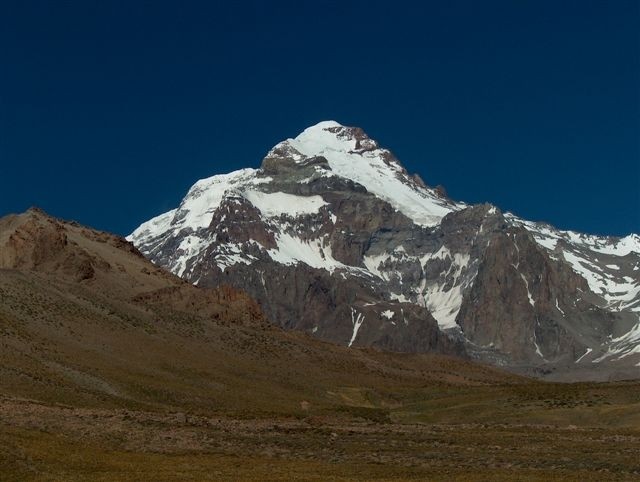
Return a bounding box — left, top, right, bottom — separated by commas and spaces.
129, 121, 640, 380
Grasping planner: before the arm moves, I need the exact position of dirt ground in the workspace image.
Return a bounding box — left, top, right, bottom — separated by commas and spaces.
1, 396, 639, 481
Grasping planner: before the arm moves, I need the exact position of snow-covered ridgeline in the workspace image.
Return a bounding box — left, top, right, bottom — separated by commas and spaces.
129, 168, 262, 244
507, 215, 640, 313
510, 216, 640, 257
277, 121, 462, 227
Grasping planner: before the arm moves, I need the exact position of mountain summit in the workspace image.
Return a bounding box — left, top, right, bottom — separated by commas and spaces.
263, 120, 459, 226
129, 122, 640, 380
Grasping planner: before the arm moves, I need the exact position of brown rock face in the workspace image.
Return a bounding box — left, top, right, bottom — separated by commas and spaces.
1, 211, 68, 269
0, 209, 106, 281
209, 196, 277, 249
457, 229, 574, 362
204, 260, 463, 357
1, 209, 156, 287
326, 193, 413, 267
457, 226, 627, 369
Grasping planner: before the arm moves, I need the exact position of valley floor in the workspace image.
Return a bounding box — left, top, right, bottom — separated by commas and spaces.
2, 395, 639, 481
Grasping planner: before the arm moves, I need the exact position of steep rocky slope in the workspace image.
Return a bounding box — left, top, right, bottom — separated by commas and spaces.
129, 121, 640, 379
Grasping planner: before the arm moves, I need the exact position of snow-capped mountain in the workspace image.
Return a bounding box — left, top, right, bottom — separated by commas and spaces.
129, 121, 640, 379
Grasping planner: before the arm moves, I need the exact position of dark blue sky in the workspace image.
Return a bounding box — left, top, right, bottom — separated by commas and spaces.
1, 0, 638, 236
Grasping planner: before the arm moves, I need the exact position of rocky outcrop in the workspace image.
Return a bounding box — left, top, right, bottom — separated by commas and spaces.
0, 208, 107, 281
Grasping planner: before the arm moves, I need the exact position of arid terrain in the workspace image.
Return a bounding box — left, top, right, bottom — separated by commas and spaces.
1, 209, 639, 481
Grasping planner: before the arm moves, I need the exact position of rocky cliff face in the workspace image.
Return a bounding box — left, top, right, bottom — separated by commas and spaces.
129, 121, 640, 379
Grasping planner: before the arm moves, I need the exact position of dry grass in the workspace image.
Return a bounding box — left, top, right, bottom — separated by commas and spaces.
1, 397, 639, 482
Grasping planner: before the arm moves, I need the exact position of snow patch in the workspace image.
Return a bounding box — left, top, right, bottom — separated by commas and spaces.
562, 250, 640, 311
419, 247, 471, 330
381, 309, 394, 320
348, 308, 365, 347
520, 273, 535, 307
243, 190, 327, 218
590, 234, 640, 257
593, 319, 640, 362
575, 348, 592, 363
533, 329, 545, 360
214, 243, 258, 271
267, 234, 345, 272
362, 252, 393, 280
